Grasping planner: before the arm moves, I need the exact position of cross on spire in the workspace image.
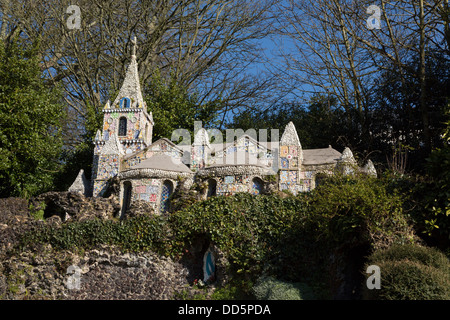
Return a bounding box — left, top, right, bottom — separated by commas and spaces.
131, 36, 137, 57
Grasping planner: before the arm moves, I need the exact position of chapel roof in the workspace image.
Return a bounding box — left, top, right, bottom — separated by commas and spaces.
128, 153, 192, 173
301, 146, 342, 165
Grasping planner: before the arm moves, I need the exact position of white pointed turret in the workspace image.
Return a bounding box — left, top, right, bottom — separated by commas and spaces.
193, 128, 211, 148
338, 147, 357, 175
280, 121, 303, 163
280, 121, 301, 146
101, 133, 124, 155
340, 147, 356, 165
95, 130, 102, 141
68, 169, 90, 196
111, 37, 144, 109
363, 159, 377, 177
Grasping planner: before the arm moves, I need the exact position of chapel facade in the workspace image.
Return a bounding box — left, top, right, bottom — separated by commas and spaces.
69, 41, 377, 217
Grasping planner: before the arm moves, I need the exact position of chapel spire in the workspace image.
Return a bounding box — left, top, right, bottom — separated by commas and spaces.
110, 36, 144, 109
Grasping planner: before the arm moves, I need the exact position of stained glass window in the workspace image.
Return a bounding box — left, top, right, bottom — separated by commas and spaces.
121, 97, 131, 108
160, 180, 173, 213
118, 117, 127, 136
251, 177, 263, 195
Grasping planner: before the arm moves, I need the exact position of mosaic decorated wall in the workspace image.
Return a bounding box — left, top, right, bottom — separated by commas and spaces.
123, 152, 146, 169
102, 111, 145, 155
279, 145, 301, 170
120, 178, 177, 213
191, 145, 207, 172
96, 154, 120, 179
92, 180, 109, 198
279, 170, 314, 194
131, 178, 161, 205
145, 140, 182, 160
91, 154, 120, 197
216, 175, 251, 196
102, 112, 141, 140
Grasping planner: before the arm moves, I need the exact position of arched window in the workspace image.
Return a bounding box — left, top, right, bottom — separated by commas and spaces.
120, 97, 131, 109
118, 117, 127, 136
160, 180, 173, 213
207, 179, 217, 198
251, 177, 263, 195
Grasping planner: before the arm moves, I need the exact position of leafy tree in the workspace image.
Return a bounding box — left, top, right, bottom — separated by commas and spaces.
53, 101, 103, 191
0, 38, 65, 198
406, 102, 450, 248
370, 52, 450, 171
144, 70, 220, 142
232, 94, 345, 149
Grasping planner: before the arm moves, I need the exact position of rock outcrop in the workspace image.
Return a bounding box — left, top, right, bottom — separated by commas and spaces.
30, 191, 121, 222
0, 244, 191, 300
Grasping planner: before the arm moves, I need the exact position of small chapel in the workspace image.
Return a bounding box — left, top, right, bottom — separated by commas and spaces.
69, 39, 377, 218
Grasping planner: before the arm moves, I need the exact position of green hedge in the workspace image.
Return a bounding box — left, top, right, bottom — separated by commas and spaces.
363, 244, 450, 300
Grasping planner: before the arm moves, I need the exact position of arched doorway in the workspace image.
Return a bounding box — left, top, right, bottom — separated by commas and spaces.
207, 179, 217, 198
160, 180, 173, 213
121, 181, 132, 218
251, 177, 264, 195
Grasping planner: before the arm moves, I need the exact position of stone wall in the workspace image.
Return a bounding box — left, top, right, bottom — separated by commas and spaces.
0, 194, 208, 300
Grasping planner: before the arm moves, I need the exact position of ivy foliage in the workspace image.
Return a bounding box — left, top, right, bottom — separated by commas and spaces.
169, 193, 310, 275
19, 215, 173, 257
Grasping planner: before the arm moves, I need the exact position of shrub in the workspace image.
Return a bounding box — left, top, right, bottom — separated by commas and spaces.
363, 244, 450, 300
211, 279, 254, 300
307, 173, 415, 250
252, 276, 315, 300
368, 243, 450, 270
408, 146, 450, 245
